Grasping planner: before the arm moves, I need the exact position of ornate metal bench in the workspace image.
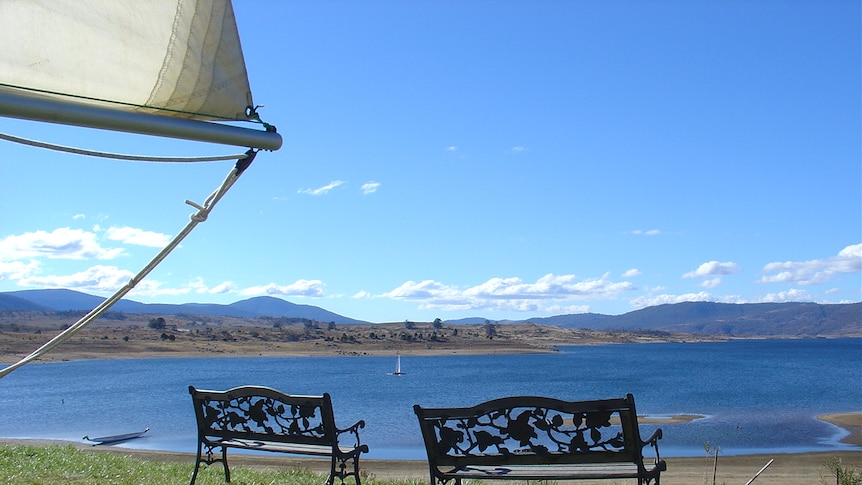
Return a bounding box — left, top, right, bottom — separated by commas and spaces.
413, 393, 665, 484
188, 385, 368, 485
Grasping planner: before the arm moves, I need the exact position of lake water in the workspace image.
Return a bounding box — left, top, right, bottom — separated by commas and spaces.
0, 338, 859, 459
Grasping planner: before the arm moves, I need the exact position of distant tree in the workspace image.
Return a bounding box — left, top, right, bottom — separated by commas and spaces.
404, 320, 415, 330
432, 318, 443, 329
148, 317, 166, 330
328, 321, 337, 331
484, 321, 497, 338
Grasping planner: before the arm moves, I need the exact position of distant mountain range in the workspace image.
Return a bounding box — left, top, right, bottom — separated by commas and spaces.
1, 289, 859, 337
0, 289, 365, 324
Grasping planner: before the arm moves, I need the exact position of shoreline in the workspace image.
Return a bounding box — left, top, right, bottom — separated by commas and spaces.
1, 438, 859, 485
819, 413, 862, 447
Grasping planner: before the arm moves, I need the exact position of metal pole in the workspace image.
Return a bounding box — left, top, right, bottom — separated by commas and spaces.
744, 458, 774, 485
0, 90, 282, 151
712, 446, 719, 485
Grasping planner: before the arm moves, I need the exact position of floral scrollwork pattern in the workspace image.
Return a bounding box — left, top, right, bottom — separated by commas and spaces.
433, 406, 627, 457
202, 395, 326, 440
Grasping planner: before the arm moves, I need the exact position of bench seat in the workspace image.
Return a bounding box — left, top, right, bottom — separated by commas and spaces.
435, 463, 662, 481
211, 438, 362, 457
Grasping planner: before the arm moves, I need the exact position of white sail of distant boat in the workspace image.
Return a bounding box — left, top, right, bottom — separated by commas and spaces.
0, 0, 282, 379
391, 355, 406, 376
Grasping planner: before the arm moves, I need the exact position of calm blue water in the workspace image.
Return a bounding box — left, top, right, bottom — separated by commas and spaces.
0, 338, 859, 459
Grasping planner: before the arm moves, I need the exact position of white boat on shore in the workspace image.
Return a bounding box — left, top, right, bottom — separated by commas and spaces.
83, 428, 149, 445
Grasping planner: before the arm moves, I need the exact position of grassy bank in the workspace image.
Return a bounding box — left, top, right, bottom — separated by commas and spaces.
2, 442, 861, 485
0, 444, 420, 485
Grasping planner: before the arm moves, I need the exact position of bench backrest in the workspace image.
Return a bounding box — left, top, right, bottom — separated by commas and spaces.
189, 385, 338, 448
413, 394, 645, 468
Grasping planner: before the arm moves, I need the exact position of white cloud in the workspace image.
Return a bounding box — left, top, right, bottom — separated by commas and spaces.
105, 226, 172, 247
18, 264, 133, 292
683, 261, 742, 278
700, 278, 722, 289
463, 273, 632, 300
383, 273, 634, 313
629, 291, 736, 309
352, 291, 373, 299
760, 289, 813, 302
446, 146, 458, 152
186, 278, 235, 295
131, 284, 192, 297
386, 280, 461, 301
622, 268, 641, 278
542, 304, 591, 315
629, 229, 661, 236
0, 260, 40, 280
298, 181, 345, 196
0, 228, 123, 260
511, 146, 526, 152
759, 243, 862, 286
207, 281, 236, 294
240, 279, 325, 297
360, 182, 380, 195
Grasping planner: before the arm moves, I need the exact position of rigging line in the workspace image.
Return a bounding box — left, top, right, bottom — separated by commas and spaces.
0, 132, 249, 162
0, 149, 258, 379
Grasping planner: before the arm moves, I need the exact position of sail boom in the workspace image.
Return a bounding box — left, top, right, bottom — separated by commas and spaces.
0, 90, 282, 151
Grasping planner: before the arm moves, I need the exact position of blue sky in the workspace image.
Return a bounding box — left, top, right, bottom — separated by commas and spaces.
1, 1, 859, 323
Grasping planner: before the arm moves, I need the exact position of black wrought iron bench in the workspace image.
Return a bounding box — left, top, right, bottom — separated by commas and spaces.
188, 385, 368, 485
413, 393, 665, 484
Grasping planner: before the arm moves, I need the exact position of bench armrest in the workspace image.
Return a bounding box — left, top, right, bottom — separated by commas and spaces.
642, 427, 662, 446
336, 419, 366, 449
641, 428, 663, 468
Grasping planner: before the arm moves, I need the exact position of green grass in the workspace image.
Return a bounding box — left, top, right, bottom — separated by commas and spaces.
0, 444, 642, 485
0, 444, 427, 485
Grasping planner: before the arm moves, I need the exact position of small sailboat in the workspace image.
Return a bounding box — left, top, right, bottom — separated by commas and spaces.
83, 428, 149, 445
391, 354, 406, 376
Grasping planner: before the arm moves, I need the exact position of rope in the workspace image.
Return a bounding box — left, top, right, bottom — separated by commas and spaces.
0, 132, 249, 162
0, 150, 258, 379
0, 82, 239, 121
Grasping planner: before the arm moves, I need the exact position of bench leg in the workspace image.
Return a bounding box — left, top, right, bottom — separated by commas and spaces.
222, 446, 231, 482
326, 456, 336, 485
190, 442, 231, 484
353, 454, 362, 485
327, 454, 362, 485
189, 442, 203, 485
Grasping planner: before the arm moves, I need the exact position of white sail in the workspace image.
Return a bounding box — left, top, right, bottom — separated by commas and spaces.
392, 355, 405, 375
0, 0, 281, 149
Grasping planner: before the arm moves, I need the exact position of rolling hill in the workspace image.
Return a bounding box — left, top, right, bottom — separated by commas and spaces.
1, 289, 859, 337
2, 289, 365, 324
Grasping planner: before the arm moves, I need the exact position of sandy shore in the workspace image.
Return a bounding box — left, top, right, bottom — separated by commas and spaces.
820, 412, 862, 447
